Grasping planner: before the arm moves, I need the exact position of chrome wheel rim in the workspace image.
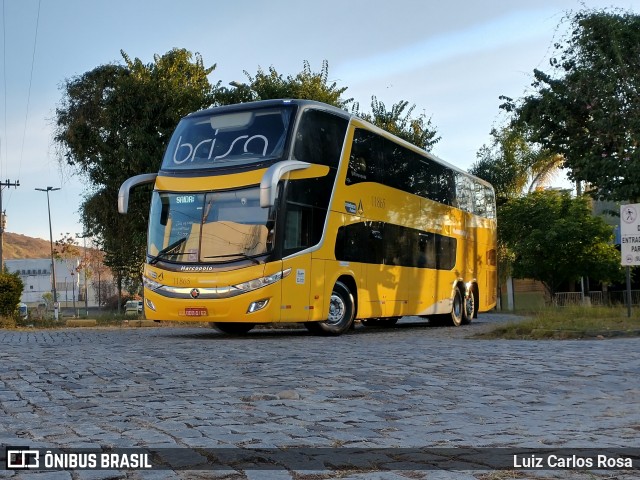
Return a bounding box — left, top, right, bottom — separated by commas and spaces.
327, 293, 346, 325
465, 294, 475, 318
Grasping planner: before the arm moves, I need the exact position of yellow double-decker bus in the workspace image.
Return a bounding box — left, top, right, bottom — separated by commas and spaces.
118, 99, 496, 335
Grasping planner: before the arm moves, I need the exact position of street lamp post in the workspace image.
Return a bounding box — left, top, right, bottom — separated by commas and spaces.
76, 232, 91, 317
35, 187, 60, 319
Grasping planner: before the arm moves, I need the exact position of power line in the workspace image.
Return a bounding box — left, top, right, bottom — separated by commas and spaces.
17, 0, 42, 181
1, 0, 6, 181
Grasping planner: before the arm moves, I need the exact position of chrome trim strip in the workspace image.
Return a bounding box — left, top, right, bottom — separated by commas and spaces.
157, 284, 243, 300
150, 269, 291, 300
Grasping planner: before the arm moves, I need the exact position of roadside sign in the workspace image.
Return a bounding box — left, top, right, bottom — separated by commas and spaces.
621, 203, 640, 266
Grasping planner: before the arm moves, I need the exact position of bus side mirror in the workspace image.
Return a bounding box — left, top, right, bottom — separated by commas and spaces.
118, 173, 158, 214
259, 160, 310, 208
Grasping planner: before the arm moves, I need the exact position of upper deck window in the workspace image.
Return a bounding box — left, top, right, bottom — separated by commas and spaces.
292, 109, 348, 168
161, 106, 295, 171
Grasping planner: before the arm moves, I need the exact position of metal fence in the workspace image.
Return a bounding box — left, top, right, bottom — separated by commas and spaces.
554, 291, 640, 307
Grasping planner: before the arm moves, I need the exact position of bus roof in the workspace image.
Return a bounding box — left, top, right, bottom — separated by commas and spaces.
186, 98, 352, 121
186, 99, 493, 191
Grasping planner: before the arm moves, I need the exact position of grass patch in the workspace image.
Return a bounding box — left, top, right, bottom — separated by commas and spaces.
477, 306, 640, 340
9, 312, 153, 329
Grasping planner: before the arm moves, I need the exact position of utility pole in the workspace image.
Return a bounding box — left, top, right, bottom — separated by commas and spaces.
0, 179, 20, 268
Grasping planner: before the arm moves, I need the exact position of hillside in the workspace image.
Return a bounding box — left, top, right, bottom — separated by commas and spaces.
3, 232, 58, 259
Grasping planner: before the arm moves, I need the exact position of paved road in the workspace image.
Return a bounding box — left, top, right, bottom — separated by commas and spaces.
0, 314, 638, 479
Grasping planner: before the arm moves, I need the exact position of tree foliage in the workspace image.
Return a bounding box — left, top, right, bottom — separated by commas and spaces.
503, 9, 640, 201
471, 127, 563, 206
0, 269, 23, 317
218, 61, 439, 150
55, 49, 217, 292
216, 60, 351, 108
499, 190, 621, 296
353, 96, 440, 151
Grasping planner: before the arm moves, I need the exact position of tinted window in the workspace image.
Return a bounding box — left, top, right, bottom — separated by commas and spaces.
335, 221, 383, 264
293, 109, 348, 168
455, 173, 474, 213
347, 129, 456, 206
283, 175, 336, 256
384, 139, 411, 191
335, 222, 456, 270
162, 106, 294, 171
346, 129, 382, 185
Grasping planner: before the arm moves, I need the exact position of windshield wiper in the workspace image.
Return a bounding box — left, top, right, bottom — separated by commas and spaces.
149, 237, 187, 265
205, 252, 261, 265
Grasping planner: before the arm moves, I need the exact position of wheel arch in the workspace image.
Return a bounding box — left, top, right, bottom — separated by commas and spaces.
451, 278, 466, 304
335, 274, 358, 319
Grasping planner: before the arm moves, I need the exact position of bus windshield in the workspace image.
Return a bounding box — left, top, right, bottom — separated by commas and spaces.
147, 187, 273, 264
161, 106, 295, 170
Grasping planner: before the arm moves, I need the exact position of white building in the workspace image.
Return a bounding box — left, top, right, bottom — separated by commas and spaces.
5, 258, 97, 308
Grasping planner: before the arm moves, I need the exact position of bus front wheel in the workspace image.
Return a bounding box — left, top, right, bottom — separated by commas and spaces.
305, 281, 355, 335
211, 322, 255, 335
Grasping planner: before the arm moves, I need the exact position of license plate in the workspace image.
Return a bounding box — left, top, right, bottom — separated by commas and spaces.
184, 307, 208, 317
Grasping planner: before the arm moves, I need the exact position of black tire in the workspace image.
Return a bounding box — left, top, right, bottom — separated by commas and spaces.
304, 281, 355, 335
449, 287, 464, 327
429, 288, 464, 327
463, 286, 477, 325
211, 322, 255, 335
362, 317, 399, 327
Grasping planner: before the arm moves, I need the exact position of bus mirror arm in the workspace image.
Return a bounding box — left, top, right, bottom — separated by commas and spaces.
118, 173, 158, 214
259, 160, 311, 207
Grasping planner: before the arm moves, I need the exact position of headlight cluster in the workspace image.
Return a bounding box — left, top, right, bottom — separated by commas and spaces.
233, 268, 291, 293
142, 268, 291, 298
143, 276, 163, 291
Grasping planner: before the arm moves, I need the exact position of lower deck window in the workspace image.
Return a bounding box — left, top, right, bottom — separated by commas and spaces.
335, 222, 457, 270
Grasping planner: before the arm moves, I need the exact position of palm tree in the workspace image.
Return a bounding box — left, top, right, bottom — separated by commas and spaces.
471, 126, 564, 204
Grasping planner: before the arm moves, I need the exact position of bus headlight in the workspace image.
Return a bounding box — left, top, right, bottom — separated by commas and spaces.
233, 268, 291, 293
143, 276, 163, 291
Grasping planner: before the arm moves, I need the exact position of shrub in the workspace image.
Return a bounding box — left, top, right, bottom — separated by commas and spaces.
0, 270, 23, 317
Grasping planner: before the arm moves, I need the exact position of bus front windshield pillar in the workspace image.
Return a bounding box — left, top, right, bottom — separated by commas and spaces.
259, 160, 310, 208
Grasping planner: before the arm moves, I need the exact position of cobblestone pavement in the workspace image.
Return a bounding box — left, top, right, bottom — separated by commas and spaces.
0, 314, 638, 479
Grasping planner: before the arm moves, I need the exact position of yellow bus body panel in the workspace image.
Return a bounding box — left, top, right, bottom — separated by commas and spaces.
143, 117, 496, 325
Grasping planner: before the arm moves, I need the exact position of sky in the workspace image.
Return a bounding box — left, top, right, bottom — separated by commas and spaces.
0, 0, 638, 242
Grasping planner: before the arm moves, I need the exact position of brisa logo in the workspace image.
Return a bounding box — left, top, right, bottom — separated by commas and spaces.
5, 447, 39, 469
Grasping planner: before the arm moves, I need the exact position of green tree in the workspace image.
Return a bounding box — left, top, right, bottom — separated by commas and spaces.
503, 9, 640, 201
217, 60, 351, 108
499, 190, 621, 298
471, 127, 563, 206
54, 48, 217, 298
0, 269, 23, 317
353, 96, 440, 151
220, 61, 439, 150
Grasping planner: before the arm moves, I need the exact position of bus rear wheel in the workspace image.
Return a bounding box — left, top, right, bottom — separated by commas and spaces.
463, 286, 477, 325
305, 281, 355, 335
430, 287, 464, 327
211, 322, 255, 335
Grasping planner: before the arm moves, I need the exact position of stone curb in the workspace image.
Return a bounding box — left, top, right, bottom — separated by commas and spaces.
64, 319, 97, 327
